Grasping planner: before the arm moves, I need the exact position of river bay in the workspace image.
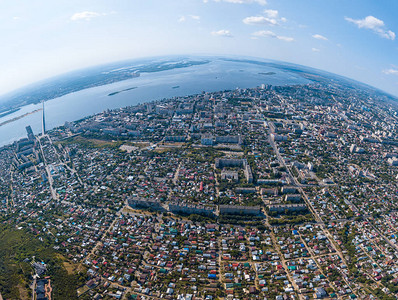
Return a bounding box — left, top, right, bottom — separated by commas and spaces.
0, 58, 310, 146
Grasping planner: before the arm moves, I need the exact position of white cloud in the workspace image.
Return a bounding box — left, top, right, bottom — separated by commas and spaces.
252, 30, 273, 37
312, 48, 320, 52
346, 15, 383, 29
385, 31, 395, 40
383, 68, 398, 75
312, 34, 328, 41
277, 36, 294, 42
243, 9, 286, 26
178, 15, 200, 22
252, 30, 294, 42
190, 15, 200, 20
209, 0, 267, 4
243, 16, 277, 25
345, 15, 395, 40
70, 11, 102, 21
211, 29, 233, 37
264, 9, 278, 19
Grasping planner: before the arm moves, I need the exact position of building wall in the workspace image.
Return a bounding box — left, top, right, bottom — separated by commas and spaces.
269, 204, 307, 212
128, 198, 164, 211
168, 203, 215, 215
219, 205, 261, 215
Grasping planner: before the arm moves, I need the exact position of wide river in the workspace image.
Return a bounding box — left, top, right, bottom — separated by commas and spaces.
0, 59, 310, 146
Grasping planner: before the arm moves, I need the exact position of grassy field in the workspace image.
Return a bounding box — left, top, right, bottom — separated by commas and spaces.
0, 224, 81, 299
57, 135, 123, 148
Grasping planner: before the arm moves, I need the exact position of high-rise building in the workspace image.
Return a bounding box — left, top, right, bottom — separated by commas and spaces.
42, 101, 46, 136
26, 125, 34, 140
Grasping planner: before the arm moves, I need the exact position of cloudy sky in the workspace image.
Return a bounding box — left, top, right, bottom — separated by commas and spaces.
1, 0, 398, 96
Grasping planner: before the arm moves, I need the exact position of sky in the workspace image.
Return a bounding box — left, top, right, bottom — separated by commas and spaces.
1, 0, 398, 96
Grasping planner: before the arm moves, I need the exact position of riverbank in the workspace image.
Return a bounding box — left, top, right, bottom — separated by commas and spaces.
0, 108, 42, 128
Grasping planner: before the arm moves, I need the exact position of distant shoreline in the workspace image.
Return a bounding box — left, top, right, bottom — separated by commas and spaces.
0, 108, 21, 118
0, 108, 42, 128
0, 59, 211, 112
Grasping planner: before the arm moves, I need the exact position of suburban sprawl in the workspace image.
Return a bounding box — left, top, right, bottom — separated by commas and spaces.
2, 80, 398, 300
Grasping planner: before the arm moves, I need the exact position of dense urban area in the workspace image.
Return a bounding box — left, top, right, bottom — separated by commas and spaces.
1, 80, 398, 300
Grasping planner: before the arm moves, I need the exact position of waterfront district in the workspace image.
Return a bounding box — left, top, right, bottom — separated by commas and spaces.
1, 82, 398, 300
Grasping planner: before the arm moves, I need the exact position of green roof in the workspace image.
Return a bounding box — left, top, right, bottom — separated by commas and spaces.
234, 283, 242, 287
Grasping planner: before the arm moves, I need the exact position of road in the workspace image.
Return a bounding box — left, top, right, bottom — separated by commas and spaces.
82, 203, 126, 264
268, 223, 304, 300
369, 222, 398, 253
266, 123, 372, 297
217, 236, 224, 286
172, 161, 182, 185
51, 140, 85, 187
37, 135, 58, 200
262, 207, 304, 299
213, 164, 220, 198
7, 171, 15, 210
268, 129, 350, 264
297, 231, 354, 299
31, 276, 37, 300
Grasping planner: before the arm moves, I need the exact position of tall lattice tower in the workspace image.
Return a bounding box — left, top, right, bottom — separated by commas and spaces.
42, 100, 46, 136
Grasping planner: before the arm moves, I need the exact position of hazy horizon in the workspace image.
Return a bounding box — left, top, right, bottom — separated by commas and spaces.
1, 0, 398, 97
1, 54, 397, 104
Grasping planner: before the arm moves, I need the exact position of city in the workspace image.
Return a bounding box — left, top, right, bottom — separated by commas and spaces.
1, 81, 398, 299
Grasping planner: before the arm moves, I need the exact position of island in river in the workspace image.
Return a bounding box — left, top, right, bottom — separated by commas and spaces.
0, 109, 41, 128
108, 87, 137, 96
0, 58, 209, 113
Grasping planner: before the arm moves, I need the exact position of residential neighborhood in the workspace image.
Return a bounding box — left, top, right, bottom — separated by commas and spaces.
1, 83, 398, 299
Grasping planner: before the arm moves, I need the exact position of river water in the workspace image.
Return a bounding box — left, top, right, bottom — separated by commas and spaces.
0, 59, 310, 146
